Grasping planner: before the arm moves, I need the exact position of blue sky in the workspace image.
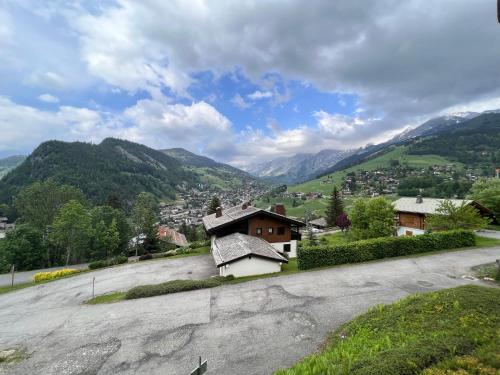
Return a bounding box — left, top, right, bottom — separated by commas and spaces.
1, 1, 500, 167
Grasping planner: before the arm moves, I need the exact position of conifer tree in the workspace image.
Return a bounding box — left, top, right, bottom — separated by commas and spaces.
326, 186, 344, 227
207, 196, 221, 215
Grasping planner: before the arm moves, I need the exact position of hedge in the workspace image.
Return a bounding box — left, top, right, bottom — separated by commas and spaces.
88, 256, 128, 270
125, 278, 223, 299
297, 230, 476, 270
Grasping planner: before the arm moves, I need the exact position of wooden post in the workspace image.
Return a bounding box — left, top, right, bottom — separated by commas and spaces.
11, 265, 15, 287
92, 277, 95, 299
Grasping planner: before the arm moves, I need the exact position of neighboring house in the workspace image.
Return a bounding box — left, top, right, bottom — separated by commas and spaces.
309, 217, 328, 230
157, 226, 189, 247
394, 196, 492, 236
202, 203, 305, 277
0, 217, 13, 239
212, 233, 288, 277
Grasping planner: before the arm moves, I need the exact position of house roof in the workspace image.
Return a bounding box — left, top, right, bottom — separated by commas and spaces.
157, 226, 189, 247
211, 233, 288, 267
309, 217, 328, 227
393, 197, 473, 215
202, 203, 304, 233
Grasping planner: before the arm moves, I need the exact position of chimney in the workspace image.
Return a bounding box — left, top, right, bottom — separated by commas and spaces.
215, 207, 222, 217
416, 195, 423, 204
275, 204, 286, 216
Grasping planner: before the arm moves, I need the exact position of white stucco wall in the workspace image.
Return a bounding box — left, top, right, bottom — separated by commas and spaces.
270, 240, 298, 258
397, 226, 426, 236
219, 256, 282, 278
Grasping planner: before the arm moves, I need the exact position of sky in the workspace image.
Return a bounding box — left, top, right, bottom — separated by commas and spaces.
1, 0, 500, 168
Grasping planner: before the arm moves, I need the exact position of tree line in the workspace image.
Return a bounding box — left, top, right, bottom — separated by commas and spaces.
0, 179, 167, 273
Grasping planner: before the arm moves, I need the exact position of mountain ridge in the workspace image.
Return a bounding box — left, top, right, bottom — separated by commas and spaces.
0, 139, 258, 207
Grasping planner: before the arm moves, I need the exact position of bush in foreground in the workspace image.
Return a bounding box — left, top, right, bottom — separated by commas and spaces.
88, 256, 128, 270
275, 285, 500, 375
298, 230, 475, 270
33, 268, 80, 282
125, 278, 222, 299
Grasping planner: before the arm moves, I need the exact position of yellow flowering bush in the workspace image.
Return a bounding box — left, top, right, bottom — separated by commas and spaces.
33, 268, 80, 282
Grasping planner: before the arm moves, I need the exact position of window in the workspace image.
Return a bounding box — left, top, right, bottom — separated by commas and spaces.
277, 227, 285, 235
283, 244, 291, 252
256, 227, 262, 235
268, 227, 273, 234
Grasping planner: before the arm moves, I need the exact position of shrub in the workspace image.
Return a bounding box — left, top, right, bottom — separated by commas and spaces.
138, 253, 153, 261
297, 230, 475, 270
88, 256, 128, 270
125, 278, 222, 299
189, 240, 210, 249
33, 268, 80, 282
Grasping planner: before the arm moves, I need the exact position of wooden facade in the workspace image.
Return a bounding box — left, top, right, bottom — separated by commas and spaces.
398, 212, 426, 230
248, 214, 292, 243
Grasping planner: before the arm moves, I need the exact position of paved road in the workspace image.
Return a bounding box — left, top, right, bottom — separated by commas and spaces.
477, 229, 500, 240
0, 247, 499, 375
0, 257, 143, 287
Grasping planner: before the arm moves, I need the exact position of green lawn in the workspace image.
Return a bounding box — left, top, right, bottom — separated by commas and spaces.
289, 145, 458, 194
274, 285, 500, 375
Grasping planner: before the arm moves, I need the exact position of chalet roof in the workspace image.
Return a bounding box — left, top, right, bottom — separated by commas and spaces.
211, 233, 288, 267
393, 197, 473, 215
309, 217, 328, 228
202, 203, 304, 233
157, 226, 189, 247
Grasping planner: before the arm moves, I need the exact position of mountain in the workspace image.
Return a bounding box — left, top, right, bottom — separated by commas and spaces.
246, 149, 354, 184
0, 139, 200, 206
292, 112, 500, 194
161, 147, 260, 190
390, 112, 479, 143
0, 155, 26, 179
319, 110, 495, 178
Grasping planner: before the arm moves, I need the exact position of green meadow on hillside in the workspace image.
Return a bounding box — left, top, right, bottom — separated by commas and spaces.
289, 146, 457, 195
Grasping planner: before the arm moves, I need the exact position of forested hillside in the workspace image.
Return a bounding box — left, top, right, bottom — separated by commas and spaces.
291, 112, 500, 196
0, 155, 26, 179
0, 138, 196, 207
161, 147, 260, 190
408, 113, 500, 173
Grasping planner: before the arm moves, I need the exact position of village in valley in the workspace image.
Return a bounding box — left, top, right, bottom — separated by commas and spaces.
1, 2, 500, 375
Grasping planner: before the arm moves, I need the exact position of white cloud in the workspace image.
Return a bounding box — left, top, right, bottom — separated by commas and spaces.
24, 71, 67, 89
247, 90, 273, 100
38, 93, 59, 103
122, 99, 232, 149
0, 96, 232, 157
231, 93, 252, 109
67, 0, 500, 136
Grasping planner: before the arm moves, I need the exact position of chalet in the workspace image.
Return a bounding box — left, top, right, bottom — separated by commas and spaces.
202, 203, 305, 277
394, 196, 492, 236
309, 217, 328, 230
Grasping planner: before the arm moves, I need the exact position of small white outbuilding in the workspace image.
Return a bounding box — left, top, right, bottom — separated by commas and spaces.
212, 233, 288, 278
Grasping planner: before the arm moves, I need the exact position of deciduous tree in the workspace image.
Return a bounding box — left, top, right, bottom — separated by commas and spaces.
427, 200, 490, 231
50, 200, 92, 265
132, 192, 159, 254
469, 178, 500, 214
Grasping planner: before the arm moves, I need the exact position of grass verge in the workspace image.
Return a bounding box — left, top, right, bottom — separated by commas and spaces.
274, 285, 500, 375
